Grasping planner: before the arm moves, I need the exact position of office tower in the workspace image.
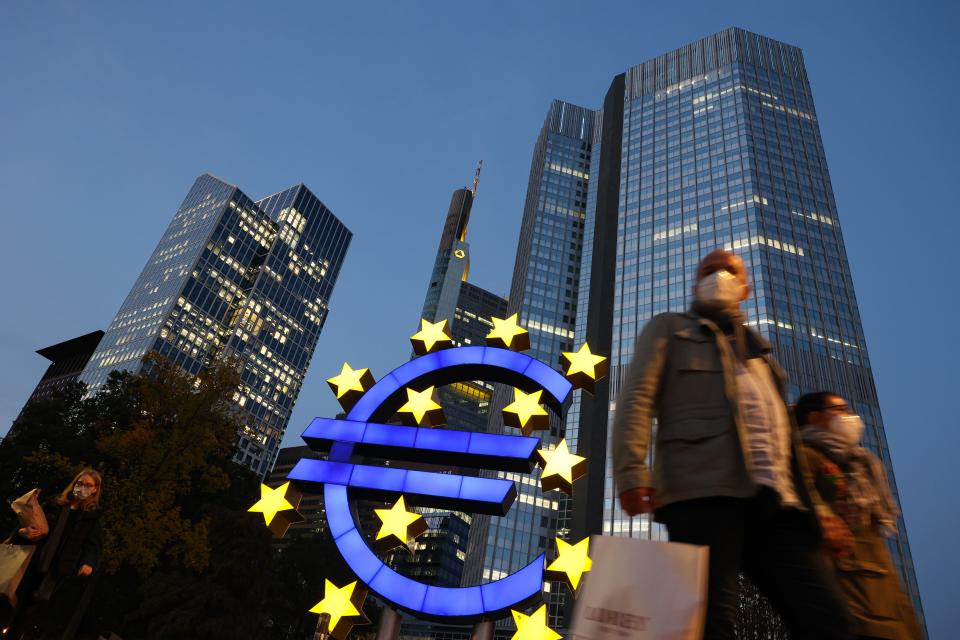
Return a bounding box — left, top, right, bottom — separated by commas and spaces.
462, 102, 596, 627
418, 174, 509, 434
392, 176, 508, 601
21, 330, 104, 408
567, 27, 925, 634
78, 174, 351, 476
420, 184, 475, 327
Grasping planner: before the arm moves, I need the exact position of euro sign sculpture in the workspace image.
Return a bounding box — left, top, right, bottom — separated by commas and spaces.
270, 317, 607, 635
288, 344, 571, 620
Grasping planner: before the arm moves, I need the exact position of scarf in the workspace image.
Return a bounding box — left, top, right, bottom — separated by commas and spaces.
800, 426, 899, 537
690, 300, 750, 361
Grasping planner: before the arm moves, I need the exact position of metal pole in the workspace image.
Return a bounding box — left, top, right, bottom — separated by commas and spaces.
471, 620, 494, 640
313, 613, 331, 640
375, 607, 401, 640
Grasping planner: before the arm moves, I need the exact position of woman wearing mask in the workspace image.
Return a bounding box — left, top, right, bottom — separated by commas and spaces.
796, 393, 922, 640
5, 469, 104, 640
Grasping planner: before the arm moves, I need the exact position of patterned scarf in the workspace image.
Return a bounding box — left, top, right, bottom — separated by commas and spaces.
800, 426, 899, 537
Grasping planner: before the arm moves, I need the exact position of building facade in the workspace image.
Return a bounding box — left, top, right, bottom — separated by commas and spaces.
78, 174, 351, 475
22, 330, 104, 408
391, 179, 509, 601
567, 27, 925, 634
462, 101, 596, 627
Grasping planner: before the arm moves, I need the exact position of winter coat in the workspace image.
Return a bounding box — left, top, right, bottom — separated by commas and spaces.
13, 503, 102, 592
802, 444, 922, 639
611, 311, 821, 538
9, 502, 103, 639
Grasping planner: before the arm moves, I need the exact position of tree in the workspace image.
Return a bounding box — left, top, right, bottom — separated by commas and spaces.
0, 354, 280, 638
131, 505, 275, 640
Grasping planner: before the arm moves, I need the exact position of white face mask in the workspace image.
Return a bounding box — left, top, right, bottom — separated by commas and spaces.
72, 484, 95, 500
695, 270, 746, 305
828, 414, 864, 447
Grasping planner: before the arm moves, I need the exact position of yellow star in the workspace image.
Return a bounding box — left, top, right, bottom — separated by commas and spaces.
309, 580, 368, 639
560, 342, 609, 394
373, 495, 428, 552
546, 537, 592, 592
510, 604, 561, 640
485, 314, 530, 351
502, 389, 549, 436
326, 362, 374, 409
248, 482, 294, 526
410, 318, 453, 355
248, 482, 305, 537
536, 439, 587, 495
396, 386, 446, 427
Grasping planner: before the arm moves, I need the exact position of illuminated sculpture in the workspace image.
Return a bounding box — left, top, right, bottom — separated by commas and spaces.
248, 481, 305, 538
373, 496, 428, 553
310, 580, 370, 638
535, 439, 587, 495
545, 537, 592, 593
560, 342, 608, 395
255, 316, 607, 637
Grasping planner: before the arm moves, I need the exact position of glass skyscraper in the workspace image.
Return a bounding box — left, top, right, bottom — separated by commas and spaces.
392, 179, 509, 599
463, 101, 596, 627
79, 174, 351, 476
417, 181, 509, 437
565, 27, 925, 635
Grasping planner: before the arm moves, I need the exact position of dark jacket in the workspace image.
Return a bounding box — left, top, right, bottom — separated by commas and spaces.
12, 502, 103, 597
611, 312, 822, 535
802, 444, 922, 639
7, 502, 103, 639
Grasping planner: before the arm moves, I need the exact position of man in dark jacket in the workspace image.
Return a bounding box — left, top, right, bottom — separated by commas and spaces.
612, 249, 851, 640
797, 391, 922, 640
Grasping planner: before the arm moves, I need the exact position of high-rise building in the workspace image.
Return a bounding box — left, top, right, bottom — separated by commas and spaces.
417, 176, 509, 435
462, 102, 596, 627
21, 330, 104, 408
78, 174, 351, 476
420, 185, 475, 327
566, 27, 925, 635
392, 177, 508, 600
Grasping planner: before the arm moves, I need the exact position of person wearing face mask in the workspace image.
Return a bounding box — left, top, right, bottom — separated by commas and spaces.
4, 469, 104, 639
611, 249, 851, 640
796, 392, 922, 640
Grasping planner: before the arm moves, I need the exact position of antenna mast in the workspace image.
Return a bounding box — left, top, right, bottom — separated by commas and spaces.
471, 160, 483, 197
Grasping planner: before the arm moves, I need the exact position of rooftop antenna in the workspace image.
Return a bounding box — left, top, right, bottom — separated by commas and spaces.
471, 160, 483, 197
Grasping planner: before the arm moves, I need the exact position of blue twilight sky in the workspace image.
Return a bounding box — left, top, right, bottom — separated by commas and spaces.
1, 1, 957, 635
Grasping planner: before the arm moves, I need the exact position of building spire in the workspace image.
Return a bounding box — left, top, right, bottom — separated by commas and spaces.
471, 160, 483, 197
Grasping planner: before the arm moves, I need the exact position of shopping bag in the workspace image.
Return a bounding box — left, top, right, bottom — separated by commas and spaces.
570, 536, 708, 640
12, 488, 48, 538
0, 544, 35, 607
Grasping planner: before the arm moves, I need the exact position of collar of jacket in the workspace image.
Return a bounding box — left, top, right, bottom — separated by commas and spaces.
677, 312, 773, 355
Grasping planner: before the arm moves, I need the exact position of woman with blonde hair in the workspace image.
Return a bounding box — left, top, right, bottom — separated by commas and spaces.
6, 468, 104, 639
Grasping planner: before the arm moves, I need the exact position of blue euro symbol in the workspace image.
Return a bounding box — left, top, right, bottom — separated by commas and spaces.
287, 345, 572, 621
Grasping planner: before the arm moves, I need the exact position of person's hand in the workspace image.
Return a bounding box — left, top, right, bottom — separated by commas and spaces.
820, 514, 854, 559
77, 564, 94, 577
619, 487, 656, 516
18, 526, 46, 541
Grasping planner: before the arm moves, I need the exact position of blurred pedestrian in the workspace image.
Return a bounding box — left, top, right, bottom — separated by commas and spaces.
796, 392, 923, 640
5, 469, 103, 640
612, 248, 852, 640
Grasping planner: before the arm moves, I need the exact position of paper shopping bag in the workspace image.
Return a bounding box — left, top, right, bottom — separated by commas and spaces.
0, 544, 36, 606
12, 488, 48, 538
570, 536, 708, 640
